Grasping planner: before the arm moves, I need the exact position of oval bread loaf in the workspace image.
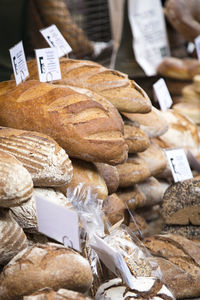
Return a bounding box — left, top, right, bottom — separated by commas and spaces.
0, 126, 73, 187
0, 80, 128, 165
0, 150, 33, 207
0, 243, 93, 300
27, 58, 152, 113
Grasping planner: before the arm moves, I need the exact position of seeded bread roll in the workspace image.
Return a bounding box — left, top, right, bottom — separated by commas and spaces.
0, 209, 27, 265
10, 187, 73, 233
27, 58, 152, 113
122, 106, 169, 138
0, 150, 33, 207
58, 159, 108, 201
144, 234, 200, 298
123, 123, 150, 154
94, 162, 119, 194
161, 180, 200, 225
116, 155, 151, 188
23, 288, 93, 299
0, 80, 128, 165
0, 126, 73, 187
0, 243, 93, 300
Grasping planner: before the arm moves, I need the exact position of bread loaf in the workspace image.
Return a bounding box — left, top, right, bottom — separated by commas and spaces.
23, 288, 93, 299
173, 102, 200, 125
103, 193, 127, 225
162, 224, 200, 240
182, 84, 200, 103
0, 80, 128, 165
58, 159, 108, 201
94, 162, 119, 194
0, 126, 73, 187
0, 150, 33, 207
0, 209, 27, 265
10, 187, 73, 233
116, 155, 151, 188
116, 185, 146, 210
144, 234, 200, 298
193, 74, 200, 93
161, 180, 200, 225
122, 106, 169, 138
0, 243, 93, 300
27, 58, 152, 113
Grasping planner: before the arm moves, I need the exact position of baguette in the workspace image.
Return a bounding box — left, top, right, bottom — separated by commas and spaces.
0, 126, 73, 187
0, 150, 33, 207
27, 58, 152, 113
0, 243, 93, 300
0, 80, 128, 165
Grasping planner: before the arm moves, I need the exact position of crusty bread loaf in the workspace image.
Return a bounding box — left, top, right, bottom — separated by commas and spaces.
138, 142, 167, 177
116, 155, 151, 188
122, 106, 169, 138
182, 84, 200, 104
161, 180, 200, 225
23, 288, 93, 299
11, 187, 73, 233
94, 162, 119, 194
0, 209, 27, 265
0, 126, 73, 187
173, 102, 200, 125
0, 80, 16, 96
58, 159, 108, 201
162, 224, 200, 240
103, 193, 126, 225
123, 122, 150, 153
0, 80, 128, 165
27, 58, 152, 113
157, 57, 200, 80
117, 185, 146, 210
0, 243, 93, 300
0, 150, 33, 207
144, 234, 200, 298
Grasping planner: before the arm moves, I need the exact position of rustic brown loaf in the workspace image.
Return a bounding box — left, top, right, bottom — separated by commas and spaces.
0, 209, 27, 265
58, 159, 108, 201
0, 243, 93, 300
0, 126, 73, 187
11, 187, 73, 233
116, 155, 151, 188
0, 80, 128, 165
27, 58, 152, 113
161, 180, 200, 225
23, 288, 93, 299
144, 234, 200, 298
0, 150, 33, 207
0, 80, 16, 96
123, 123, 150, 154
94, 162, 119, 194
162, 224, 200, 240
164, 0, 200, 42
157, 57, 200, 80
103, 193, 127, 225
122, 106, 169, 138
116, 185, 146, 210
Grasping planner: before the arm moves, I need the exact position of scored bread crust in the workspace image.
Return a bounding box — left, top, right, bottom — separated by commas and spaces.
0, 80, 128, 165
0, 150, 33, 207
0, 126, 73, 187
27, 58, 152, 113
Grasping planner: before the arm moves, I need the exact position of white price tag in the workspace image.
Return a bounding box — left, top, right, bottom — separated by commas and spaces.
9, 41, 29, 85
164, 148, 193, 182
128, 0, 170, 76
90, 234, 134, 289
35, 195, 80, 252
35, 48, 61, 82
195, 35, 200, 61
153, 78, 173, 111
40, 24, 72, 58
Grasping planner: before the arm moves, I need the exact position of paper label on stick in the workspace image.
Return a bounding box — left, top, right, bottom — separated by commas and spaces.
164, 148, 193, 182
35, 48, 61, 82
9, 41, 29, 85
35, 195, 80, 252
90, 234, 134, 289
40, 24, 72, 58
153, 78, 173, 111
128, 0, 170, 76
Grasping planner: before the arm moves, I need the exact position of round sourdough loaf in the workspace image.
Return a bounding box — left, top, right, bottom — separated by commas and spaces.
23, 288, 93, 299
0, 209, 27, 265
0, 126, 73, 187
0, 243, 93, 300
0, 80, 128, 165
0, 150, 33, 207
27, 58, 152, 114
